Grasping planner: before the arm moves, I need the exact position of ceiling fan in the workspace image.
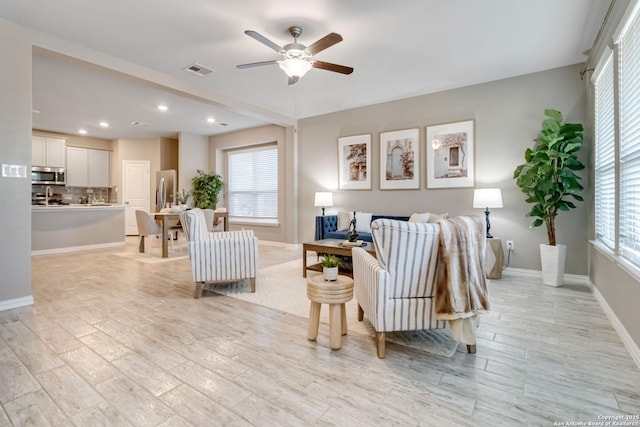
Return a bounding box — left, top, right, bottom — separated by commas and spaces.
237, 26, 354, 85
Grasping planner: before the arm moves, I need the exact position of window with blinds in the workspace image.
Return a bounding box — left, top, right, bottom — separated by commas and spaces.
619, 3, 640, 266
593, 52, 616, 250
227, 144, 278, 223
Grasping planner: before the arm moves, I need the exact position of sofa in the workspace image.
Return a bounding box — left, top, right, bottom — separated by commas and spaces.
315, 213, 410, 242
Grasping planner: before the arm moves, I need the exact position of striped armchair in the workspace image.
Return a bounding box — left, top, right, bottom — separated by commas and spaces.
352, 218, 446, 358
180, 208, 258, 299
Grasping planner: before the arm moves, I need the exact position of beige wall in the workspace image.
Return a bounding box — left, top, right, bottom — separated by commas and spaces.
298, 64, 588, 274
160, 137, 178, 171
209, 124, 295, 242
178, 132, 208, 198
0, 20, 32, 305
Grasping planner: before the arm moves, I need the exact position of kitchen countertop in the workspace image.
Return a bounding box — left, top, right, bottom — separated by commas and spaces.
32, 204, 125, 210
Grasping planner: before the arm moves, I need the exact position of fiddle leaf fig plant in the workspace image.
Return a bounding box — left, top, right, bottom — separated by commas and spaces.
191, 169, 224, 209
513, 109, 585, 246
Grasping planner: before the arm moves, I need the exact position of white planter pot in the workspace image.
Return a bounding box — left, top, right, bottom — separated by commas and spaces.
323, 267, 339, 281
539, 244, 567, 287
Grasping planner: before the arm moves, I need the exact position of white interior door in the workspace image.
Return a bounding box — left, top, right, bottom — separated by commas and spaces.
123, 160, 150, 235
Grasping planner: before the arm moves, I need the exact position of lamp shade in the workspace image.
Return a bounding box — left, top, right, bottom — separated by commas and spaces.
473, 188, 503, 209
314, 192, 333, 207
278, 58, 312, 78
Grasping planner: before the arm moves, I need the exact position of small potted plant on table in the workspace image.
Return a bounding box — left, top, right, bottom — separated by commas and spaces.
321, 254, 340, 281
177, 189, 190, 210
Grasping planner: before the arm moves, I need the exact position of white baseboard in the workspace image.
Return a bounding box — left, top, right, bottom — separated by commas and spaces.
503, 267, 588, 285
0, 295, 34, 312
589, 280, 640, 369
32, 241, 125, 256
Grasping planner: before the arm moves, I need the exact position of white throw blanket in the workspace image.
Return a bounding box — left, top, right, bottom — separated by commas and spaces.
435, 216, 490, 344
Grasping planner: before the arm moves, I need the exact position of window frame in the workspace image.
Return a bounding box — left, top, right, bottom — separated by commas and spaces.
225, 143, 279, 225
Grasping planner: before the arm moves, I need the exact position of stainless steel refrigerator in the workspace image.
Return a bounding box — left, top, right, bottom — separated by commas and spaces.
156, 169, 177, 211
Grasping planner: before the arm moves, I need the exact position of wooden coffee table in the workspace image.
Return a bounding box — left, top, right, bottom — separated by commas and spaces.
302, 239, 376, 278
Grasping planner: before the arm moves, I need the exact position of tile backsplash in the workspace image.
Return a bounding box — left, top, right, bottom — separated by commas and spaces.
32, 184, 116, 204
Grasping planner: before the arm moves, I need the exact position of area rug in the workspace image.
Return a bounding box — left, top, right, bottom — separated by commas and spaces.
211, 259, 460, 358
112, 251, 189, 264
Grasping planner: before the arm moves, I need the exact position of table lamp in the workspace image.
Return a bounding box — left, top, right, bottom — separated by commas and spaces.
314, 192, 333, 216
473, 188, 503, 238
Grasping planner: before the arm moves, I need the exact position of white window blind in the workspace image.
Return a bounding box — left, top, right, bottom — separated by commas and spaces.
227, 144, 278, 223
619, 6, 640, 266
594, 52, 616, 250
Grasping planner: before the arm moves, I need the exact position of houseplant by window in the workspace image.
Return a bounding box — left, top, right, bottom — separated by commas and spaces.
191, 169, 224, 210
321, 254, 340, 281
513, 109, 584, 286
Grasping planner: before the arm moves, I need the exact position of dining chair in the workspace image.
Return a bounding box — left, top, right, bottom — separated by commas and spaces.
135, 210, 174, 254
160, 207, 185, 253
213, 207, 227, 231
201, 209, 215, 232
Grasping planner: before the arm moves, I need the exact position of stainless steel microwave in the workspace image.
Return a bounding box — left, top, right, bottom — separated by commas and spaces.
31, 166, 65, 185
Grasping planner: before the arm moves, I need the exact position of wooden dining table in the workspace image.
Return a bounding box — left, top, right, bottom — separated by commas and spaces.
138, 210, 229, 258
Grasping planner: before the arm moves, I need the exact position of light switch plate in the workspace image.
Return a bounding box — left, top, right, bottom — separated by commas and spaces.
2, 164, 27, 178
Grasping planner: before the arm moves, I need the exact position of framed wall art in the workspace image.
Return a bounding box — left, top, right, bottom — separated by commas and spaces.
338, 134, 371, 190
379, 128, 420, 190
426, 119, 475, 189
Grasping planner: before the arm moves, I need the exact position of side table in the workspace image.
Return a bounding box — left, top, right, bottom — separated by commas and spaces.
306, 272, 354, 350
486, 238, 504, 279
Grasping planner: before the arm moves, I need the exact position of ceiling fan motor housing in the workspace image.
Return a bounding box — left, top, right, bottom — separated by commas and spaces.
237, 25, 353, 84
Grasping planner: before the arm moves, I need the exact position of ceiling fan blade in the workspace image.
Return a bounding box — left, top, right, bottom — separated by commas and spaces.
244, 30, 284, 53
306, 32, 343, 55
312, 60, 353, 75
288, 76, 300, 85
236, 60, 279, 69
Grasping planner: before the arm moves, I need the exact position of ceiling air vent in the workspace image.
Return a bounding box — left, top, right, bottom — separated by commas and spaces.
183, 63, 214, 77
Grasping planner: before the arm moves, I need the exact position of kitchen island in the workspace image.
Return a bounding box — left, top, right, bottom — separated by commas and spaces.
32, 204, 125, 254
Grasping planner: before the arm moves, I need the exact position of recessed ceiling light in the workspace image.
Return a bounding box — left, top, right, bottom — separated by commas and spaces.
99, 121, 109, 128
78, 129, 87, 135
207, 117, 215, 123
157, 104, 168, 111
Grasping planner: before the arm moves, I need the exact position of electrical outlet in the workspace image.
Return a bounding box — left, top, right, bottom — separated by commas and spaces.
506, 240, 514, 250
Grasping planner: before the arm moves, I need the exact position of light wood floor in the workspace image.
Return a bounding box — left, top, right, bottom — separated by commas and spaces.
1, 238, 639, 426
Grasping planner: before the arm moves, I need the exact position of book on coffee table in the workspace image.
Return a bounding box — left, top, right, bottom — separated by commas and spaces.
341, 240, 365, 247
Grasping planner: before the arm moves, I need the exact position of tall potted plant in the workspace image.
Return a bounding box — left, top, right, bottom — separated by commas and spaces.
191, 169, 224, 209
513, 109, 585, 286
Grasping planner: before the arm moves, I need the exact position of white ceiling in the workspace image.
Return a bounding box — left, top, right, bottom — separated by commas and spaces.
1, 0, 610, 140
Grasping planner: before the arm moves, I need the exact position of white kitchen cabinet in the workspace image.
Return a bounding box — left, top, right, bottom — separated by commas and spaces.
32, 136, 66, 167
66, 146, 89, 187
66, 147, 110, 187
89, 149, 110, 187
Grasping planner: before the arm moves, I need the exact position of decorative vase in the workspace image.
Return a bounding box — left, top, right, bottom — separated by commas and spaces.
539, 244, 567, 287
323, 266, 338, 281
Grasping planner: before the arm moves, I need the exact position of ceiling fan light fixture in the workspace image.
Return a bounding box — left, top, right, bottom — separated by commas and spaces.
278, 58, 312, 78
